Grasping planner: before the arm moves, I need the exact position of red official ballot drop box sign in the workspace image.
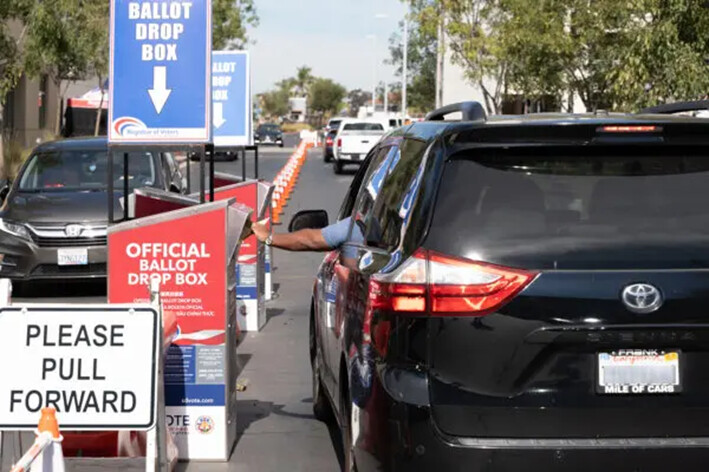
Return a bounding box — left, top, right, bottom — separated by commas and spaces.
108, 199, 252, 461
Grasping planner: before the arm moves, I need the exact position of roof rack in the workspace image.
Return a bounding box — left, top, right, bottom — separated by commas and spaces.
638, 100, 709, 115
425, 101, 487, 122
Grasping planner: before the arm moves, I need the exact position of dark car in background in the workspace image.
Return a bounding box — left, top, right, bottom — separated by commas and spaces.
0, 137, 186, 283
188, 149, 238, 162
300, 102, 709, 471
322, 128, 338, 163
254, 123, 284, 147
322, 118, 343, 163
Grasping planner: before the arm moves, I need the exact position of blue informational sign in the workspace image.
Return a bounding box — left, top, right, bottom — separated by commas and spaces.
109, 0, 211, 144
212, 51, 253, 147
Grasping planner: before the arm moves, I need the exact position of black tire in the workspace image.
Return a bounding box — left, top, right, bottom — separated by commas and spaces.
334, 160, 343, 174
312, 348, 331, 421
310, 313, 332, 421
324, 151, 332, 163
279, 142, 284, 148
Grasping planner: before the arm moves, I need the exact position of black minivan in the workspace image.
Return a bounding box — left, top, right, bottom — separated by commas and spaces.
301, 101, 709, 471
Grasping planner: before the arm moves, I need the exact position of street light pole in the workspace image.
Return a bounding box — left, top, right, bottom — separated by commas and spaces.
384, 81, 388, 113
371, 35, 377, 114
402, 1, 408, 119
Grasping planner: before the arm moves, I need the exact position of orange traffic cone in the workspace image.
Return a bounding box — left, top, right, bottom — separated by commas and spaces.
31, 408, 64, 472
12, 408, 64, 472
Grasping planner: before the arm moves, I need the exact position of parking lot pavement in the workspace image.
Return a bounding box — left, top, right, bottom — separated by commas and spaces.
8, 143, 357, 471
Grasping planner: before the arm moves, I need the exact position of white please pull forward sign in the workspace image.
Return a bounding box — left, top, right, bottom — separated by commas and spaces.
0, 306, 158, 430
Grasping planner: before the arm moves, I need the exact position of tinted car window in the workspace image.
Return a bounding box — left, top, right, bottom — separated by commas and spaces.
427, 145, 709, 270
343, 123, 384, 131
349, 146, 397, 245
328, 119, 342, 129
364, 139, 428, 251
337, 152, 373, 220
19, 150, 158, 191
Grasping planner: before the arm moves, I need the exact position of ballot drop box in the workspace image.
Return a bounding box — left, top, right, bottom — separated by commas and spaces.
108, 198, 252, 460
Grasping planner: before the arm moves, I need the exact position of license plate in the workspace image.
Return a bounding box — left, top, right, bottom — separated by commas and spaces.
351, 154, 361, 161
598, 350, 680, 394
58, 248, 88, 266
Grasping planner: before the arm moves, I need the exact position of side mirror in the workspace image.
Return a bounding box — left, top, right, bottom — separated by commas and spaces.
288, 210, 329, 233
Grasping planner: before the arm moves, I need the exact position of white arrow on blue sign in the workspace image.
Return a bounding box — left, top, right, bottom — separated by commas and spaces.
212, 51, 253, 147
108, 0, 212, 144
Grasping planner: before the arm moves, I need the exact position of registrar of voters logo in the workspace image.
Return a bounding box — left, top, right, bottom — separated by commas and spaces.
195, 415, 214, 434
113, 116, 147, 137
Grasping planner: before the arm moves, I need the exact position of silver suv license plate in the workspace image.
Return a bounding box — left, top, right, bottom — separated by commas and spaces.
598, 350, 680, 394
57, 248, 89, 266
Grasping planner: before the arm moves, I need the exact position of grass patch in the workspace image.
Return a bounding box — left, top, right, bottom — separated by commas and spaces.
281, 122, 313, 133
2, 138, 32, 180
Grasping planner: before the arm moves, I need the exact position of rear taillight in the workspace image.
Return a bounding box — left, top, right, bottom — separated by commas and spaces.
326, 136, 333, 146
337, 138, 342, 148
369, 249, 536, 317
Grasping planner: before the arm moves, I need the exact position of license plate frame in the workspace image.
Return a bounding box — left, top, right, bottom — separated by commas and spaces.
597, 350, 681, 395
57, 248, 89, 266
351, 154, 361, 161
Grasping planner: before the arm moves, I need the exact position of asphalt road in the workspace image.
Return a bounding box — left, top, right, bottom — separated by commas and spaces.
6, 137, 357, 471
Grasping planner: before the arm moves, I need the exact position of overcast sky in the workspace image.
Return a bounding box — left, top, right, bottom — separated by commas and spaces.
249, 0, 407, 93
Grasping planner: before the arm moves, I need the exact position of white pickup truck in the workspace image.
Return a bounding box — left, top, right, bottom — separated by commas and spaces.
332, 121, 385, 174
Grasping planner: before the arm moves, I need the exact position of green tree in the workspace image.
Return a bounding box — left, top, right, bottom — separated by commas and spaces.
23, 0, 100, 135
82, 0, 109, 136
308, 78, 346, 116
606, 1, 709, 109
424, 0, 509, 114
260, 88, 289, 119
294, 65, 314, 97
212, 0, 258, 50
388, 8, 436, 114
0, 0, 33, 101
347, 89, 371, 117
495, 0, 709, 111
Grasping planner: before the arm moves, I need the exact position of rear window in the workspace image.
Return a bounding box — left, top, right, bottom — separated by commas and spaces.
343, 123, 384, 131
427, 146, 709, 269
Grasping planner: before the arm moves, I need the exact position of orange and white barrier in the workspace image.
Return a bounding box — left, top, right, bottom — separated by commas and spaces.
10, 408, 64, 472
271, 140, 313, 225
299, 130, 319, 146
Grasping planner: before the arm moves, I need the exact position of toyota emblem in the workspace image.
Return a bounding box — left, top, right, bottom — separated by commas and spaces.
622, 283, 663, 314
65, 224, 84, 237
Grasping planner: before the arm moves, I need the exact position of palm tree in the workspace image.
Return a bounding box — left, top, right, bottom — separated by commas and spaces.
294, 66, 314, 97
